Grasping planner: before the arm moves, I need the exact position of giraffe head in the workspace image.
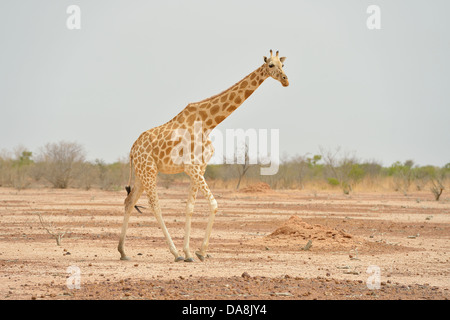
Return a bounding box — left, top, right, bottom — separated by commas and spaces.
263, 50, 289, 87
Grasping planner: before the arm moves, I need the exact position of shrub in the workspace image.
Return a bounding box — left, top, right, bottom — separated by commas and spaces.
327, 177, 340, 186
38, 141, 86, 189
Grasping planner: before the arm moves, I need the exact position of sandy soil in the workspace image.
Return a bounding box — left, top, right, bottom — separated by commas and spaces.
1, 184, 449, 300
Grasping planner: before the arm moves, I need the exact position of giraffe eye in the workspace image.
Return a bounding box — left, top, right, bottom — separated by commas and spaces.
269, 64, 274, 68
282, 64, 284, 68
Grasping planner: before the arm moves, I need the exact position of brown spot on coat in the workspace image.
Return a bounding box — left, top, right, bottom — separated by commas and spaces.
227, 105, 237, 112
210, 105, 220, 115
187, 113, 196, 125
186, 105, 196, 113
199, 110, 208, 119
214, 115, 226, 124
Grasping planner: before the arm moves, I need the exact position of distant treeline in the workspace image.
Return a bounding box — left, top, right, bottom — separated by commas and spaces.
0, 141, 448, 200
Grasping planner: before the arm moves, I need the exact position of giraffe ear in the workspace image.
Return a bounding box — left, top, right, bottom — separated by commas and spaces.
279, 57, 286, 63
263, 56, 268, 63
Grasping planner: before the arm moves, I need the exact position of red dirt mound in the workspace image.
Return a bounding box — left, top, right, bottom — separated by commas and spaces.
248, 215, 365, 252
240, 182, 272, 193
269, 216, 354, 240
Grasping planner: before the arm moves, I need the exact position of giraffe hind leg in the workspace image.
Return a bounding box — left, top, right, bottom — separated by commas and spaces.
118, 178, 143, 260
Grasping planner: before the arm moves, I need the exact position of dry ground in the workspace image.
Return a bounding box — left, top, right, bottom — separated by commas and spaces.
1, 184, 449, 300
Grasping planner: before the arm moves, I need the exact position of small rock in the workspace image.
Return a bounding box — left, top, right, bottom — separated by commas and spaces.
241, 272, 251, 279
274, 292, 293, 297
343, 270, 360, 275
301, 240, 313, 251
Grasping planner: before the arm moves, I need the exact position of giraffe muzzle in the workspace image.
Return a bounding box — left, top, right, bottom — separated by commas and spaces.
281, 74, 289, 87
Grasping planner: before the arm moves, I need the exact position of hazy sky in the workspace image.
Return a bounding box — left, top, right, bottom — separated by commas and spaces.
1, 0, 449, 166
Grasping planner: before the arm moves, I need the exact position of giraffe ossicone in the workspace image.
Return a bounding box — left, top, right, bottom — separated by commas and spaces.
118, 50, 289, 262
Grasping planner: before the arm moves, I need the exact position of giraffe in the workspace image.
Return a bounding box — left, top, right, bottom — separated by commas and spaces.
118, 50, 289, 262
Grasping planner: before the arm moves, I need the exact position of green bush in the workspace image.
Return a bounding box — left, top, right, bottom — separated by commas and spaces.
327, 177, 340, 186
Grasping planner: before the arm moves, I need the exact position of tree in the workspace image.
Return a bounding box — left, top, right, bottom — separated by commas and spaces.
38, 141, 86, 188
429, 166, 448, 201
34, 212, 69, 246
320, 146, 362, 194
12, 149, 34, 190
413, 165, 435, 191
274, 154, 321, 189
235, 143, 251, 190
95, 159, 129, 190
388, 160, 414, 195
75, 161, 97, 190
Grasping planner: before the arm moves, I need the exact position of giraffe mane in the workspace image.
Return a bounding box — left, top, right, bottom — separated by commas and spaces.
191, 65, 264, 105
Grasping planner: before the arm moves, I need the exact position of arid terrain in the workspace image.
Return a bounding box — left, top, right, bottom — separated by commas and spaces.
1, 183, 449, 300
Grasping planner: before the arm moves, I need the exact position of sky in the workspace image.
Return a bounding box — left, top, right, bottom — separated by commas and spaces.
0, 0, 449, 167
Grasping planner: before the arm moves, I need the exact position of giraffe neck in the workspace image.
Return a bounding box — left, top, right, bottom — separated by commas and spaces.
170, 64, 269, 133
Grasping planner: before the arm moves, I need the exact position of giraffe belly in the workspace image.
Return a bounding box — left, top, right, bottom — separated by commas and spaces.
157, 162, 185, 174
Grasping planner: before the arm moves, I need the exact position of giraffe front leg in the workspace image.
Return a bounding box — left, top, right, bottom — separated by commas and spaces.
183, 183, 199, 262
142, 165, 184, 262
193, 180, 218, 262
149, 193, 184, 262
195, 195, 218, 262
184, 164, 217, 262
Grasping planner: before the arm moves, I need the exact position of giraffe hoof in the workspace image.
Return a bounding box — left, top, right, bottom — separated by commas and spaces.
175, 256, 185, 262
184, 257, 195, 262
195, 251, 205, 262
120, 256, 131, 261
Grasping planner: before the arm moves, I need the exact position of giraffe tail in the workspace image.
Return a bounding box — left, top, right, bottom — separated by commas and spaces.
127, 154, 133, 188
125, 185, 145, 214
125, 154, 145, 214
